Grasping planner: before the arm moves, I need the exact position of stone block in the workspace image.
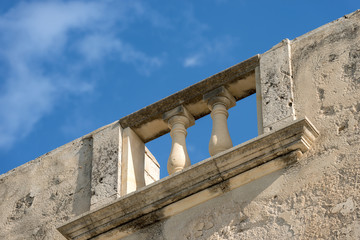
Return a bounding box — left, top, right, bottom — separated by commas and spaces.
121, 127, 146, 195
90, 122, 122, 209
260, 38, 296, 132
144, 147, 160, 184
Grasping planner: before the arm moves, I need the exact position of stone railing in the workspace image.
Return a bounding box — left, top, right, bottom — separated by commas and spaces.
58, 118, 319, 240
58, 45, 320, 239
119, 55, 259, 175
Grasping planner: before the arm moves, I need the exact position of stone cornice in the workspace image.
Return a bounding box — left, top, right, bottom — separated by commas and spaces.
58, 117, 319, 240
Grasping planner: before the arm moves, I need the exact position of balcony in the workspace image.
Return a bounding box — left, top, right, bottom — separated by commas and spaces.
58, 50, 319, 239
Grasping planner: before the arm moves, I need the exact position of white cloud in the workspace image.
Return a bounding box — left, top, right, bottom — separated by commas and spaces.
0, 0, 234, 150
0, 75, 55, 149
178, 5, 237, 68
183, 36, 235, 68
184, 55, 202, 67
77, 34, 162, 75
0, 0, 164, 150
0, 1, 102, 59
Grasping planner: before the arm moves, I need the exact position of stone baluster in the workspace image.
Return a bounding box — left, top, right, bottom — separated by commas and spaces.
164, 106, 195, 175
204, 86, 236, 156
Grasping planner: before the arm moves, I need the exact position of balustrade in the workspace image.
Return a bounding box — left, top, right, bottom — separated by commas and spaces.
162, 87, 236, 175
164, 106, 195, 175
119, 55, 259, 176
204, 86, 236, 156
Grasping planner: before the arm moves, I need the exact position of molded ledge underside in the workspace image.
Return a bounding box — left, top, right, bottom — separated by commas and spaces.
58, 117, 319, 240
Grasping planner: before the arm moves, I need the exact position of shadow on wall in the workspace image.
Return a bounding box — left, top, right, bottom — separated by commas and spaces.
124, 162, 288, 240
163, 167, 287, 239
72, 137, 93, 216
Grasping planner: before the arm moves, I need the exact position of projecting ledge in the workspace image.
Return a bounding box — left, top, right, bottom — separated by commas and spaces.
57, 117, 319, 240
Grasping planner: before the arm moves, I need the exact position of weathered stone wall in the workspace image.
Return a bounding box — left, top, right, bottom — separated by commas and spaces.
1, 10, 359, 240
0, 121, 160, 239
120, 10, 360, 240
0, 133, 93, 239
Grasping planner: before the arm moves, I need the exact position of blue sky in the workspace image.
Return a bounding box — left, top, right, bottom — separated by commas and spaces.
0, 0, 357, 178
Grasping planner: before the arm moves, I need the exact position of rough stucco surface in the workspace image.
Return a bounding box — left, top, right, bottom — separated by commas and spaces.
91, 123, 122, 209
121, 10, 360, 240
0, 121, 160, 239
0, 136, 92, 240
260, 39, 295, 132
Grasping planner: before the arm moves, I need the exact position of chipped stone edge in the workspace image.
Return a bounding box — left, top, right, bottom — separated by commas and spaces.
57, 117, 319, 240
0, 120, 120, 180
292, 9, 360, 44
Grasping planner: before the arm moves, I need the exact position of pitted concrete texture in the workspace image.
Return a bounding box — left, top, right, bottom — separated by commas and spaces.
91, 123, 122, 209
122, 160, 359, 240
260, 38, 295, 132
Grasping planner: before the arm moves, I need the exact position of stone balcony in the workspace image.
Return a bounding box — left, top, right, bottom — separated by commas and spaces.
2, 10, 359, 239
58, 52, 320, 239
58, 118, 319, 240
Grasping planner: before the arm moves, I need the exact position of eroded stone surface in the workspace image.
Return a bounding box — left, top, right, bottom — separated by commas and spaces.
121, 10, 360, 240
0, 137, 93, 240
260, 38, 295, 132
90, 123, 122, 209
2, 9, 360, 240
